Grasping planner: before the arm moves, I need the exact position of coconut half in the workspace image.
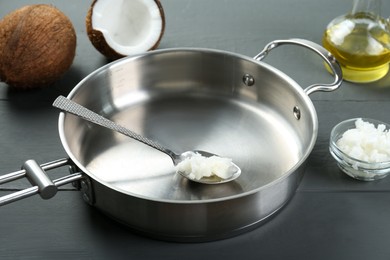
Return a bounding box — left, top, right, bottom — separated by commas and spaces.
86, 0, 165, 60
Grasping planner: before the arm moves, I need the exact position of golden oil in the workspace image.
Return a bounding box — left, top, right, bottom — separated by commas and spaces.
323, 12, 390, 83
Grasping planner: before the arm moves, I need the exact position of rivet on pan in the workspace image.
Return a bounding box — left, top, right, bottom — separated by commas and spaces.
243, 74, 255, 86
80, 178, 94, 205
293, 106, 301, 120
82, 193, 91, 204
81, 180, 89, 191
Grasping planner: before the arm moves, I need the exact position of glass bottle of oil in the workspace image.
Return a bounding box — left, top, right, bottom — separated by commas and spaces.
322, 0, 390, 83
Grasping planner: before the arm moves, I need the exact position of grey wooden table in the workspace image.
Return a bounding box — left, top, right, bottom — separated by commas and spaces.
1, 0, 390, 259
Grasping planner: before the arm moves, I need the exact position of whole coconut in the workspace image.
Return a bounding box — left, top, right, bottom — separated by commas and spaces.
0, 4, 77, 88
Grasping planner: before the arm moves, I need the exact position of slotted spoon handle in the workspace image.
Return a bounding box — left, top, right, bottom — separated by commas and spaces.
52, 96, 176, 159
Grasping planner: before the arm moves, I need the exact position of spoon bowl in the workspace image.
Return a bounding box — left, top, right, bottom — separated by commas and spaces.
52, 95, 241, 184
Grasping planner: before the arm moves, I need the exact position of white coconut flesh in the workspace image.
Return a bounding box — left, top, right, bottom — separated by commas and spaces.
92, 0, 163, 55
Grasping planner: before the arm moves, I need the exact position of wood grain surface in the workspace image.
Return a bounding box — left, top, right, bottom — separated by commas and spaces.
1, 0, 390, 259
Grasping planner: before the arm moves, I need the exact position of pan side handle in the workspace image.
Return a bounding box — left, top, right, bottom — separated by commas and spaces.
0, 158, 83, 206
254, 38, 343, 96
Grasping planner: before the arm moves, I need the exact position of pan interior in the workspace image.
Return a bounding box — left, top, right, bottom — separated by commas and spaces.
62, 49, 315, 202
74, 94, 302, 201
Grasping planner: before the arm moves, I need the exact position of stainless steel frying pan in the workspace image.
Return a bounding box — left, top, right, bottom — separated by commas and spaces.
0, 39, 342, 242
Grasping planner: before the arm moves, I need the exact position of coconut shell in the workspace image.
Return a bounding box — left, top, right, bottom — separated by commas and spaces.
86, 0, 165, 60
0, 4, 76, 88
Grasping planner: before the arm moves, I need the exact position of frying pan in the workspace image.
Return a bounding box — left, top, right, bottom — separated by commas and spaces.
0, 39, 342, 242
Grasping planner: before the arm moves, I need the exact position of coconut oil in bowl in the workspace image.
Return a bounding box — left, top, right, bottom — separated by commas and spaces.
322, 0, 390, 83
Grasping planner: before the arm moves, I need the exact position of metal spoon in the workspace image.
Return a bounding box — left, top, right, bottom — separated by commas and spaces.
52, 95, 241, 184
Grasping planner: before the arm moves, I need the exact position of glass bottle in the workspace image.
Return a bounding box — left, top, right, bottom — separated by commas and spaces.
322, 0, 390, 83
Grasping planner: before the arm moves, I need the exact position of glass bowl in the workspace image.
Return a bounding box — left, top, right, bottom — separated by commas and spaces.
329, 118, 390, 181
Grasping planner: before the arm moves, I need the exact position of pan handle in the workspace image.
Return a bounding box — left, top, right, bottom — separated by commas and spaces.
0, 158, 83, 206
254, 38, 343, 95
